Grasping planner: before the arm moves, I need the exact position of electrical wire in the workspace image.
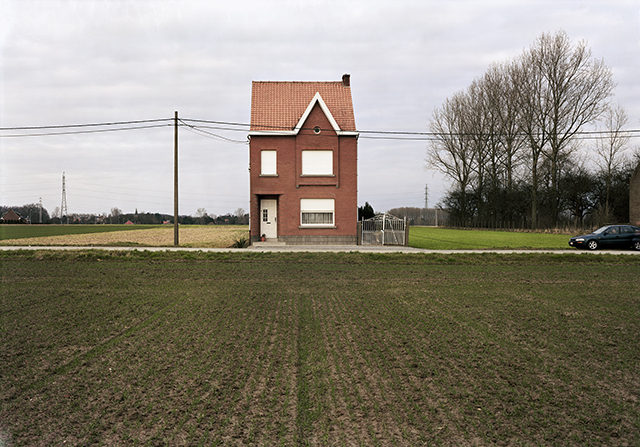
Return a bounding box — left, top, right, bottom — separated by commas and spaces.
178, 119, 247, 144
179, 123, 249, 133
0, 118, 173, 131
1, 117, 639, 141
178, 117, 640, 140
179, 118, 250, 128
0, 124, 171, 138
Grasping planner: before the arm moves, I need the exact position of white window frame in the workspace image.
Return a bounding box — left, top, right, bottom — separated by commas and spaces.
261, 150, 277, 176
300, 199, 335, 227
301, 150, 333, 176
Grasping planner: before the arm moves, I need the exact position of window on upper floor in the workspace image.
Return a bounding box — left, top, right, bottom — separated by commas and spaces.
301, 150, 333, 176
261, 150, 277, 176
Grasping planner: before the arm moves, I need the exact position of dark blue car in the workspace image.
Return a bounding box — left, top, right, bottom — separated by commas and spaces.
569, 225, 640, 251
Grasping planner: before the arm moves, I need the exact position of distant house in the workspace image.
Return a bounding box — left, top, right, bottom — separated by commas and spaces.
1, 209, 28, 224
248, 74, 359, 245
124, 220, 134, 225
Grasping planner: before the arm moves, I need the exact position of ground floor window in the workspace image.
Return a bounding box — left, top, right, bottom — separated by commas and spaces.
300, 199, 334, 226
302, 212, 333, 225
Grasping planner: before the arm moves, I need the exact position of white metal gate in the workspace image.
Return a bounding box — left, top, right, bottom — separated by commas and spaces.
360, 213, 407, 246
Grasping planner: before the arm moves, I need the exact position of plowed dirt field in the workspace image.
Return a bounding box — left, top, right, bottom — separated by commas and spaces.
1, 251, 639, 446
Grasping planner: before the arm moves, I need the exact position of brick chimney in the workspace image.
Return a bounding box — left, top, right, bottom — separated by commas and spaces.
342, 73, 350, 87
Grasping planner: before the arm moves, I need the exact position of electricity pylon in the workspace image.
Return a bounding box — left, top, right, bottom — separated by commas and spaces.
61, 172, 68, 224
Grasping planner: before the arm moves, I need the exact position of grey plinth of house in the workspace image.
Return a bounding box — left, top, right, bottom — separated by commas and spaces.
277, 235, 358, 245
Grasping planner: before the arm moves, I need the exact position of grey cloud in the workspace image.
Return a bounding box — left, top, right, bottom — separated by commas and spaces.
1, 0, 638, 216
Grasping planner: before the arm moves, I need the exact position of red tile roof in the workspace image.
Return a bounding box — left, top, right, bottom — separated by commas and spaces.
1, 209, 22, 221
250, 80, 356, 132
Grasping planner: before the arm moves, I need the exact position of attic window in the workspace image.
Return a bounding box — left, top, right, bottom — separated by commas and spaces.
313, 126, 321, 134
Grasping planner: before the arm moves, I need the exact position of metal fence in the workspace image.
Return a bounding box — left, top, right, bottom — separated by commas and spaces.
360, 213, 407, 246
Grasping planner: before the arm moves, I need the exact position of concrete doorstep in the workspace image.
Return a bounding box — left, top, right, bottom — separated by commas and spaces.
250, 240, 287, 247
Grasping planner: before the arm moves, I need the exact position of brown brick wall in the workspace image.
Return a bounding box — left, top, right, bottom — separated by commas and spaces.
630, 162, 640, 226
249, 103, 357, 244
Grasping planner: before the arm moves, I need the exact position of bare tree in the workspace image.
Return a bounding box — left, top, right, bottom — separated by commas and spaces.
593, 103, 630, 210
428, 30, 616, 229
196, 207, 208, 225
522, 30, 615, 226
464, 79, 492, 220
234, 208, 247, 224
110, 207, 122, 224
430, 64, 527, 224
426, 91, 476, 222
513, 49, 553, 228
482, 62, 527, 194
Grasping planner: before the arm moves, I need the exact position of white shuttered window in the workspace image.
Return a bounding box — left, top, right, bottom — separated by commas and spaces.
300, 199, 334, 226
301, 150, 332, 176
261, 150, 277, 175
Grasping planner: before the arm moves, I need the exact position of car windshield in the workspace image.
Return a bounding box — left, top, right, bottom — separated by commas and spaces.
592, 226, 611, 234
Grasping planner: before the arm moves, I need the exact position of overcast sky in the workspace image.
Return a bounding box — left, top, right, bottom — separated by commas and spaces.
1, 0, 639, 217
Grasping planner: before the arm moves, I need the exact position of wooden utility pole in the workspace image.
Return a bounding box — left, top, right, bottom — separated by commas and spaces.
174, 111, 179, 246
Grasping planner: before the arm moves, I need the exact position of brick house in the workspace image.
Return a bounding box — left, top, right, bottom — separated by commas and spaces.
1, 209, 27, 224
249, 74, 358, 245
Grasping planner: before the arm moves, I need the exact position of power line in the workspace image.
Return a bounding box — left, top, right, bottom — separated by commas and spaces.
2, 116, 640, 141
0, 118, 172, 131
0, 124, 171, 138
174, 117, 640, 140
180, 118, 250, 128
178, 119, 247, 144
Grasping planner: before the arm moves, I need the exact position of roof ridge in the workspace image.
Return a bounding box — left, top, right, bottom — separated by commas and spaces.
252, 80, 344, 84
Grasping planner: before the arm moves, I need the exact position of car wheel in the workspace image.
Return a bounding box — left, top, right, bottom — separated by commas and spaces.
633, 241, 640, 251
587, 240, 598, 250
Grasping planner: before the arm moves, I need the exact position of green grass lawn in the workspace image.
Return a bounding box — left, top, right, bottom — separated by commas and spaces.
0, 224, 161, 241
409, 226, 572, 249
1, 250, 638, 446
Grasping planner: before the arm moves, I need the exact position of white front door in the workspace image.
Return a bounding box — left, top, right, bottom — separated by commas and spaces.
260, 199, 277, 239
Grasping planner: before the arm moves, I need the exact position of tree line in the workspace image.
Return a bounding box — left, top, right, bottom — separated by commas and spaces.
0, 204, 249, 225
426, 30, 639, 229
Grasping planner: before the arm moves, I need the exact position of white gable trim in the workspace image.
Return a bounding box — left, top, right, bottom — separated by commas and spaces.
294, 92, 341, 134
249, 92, 358, 137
